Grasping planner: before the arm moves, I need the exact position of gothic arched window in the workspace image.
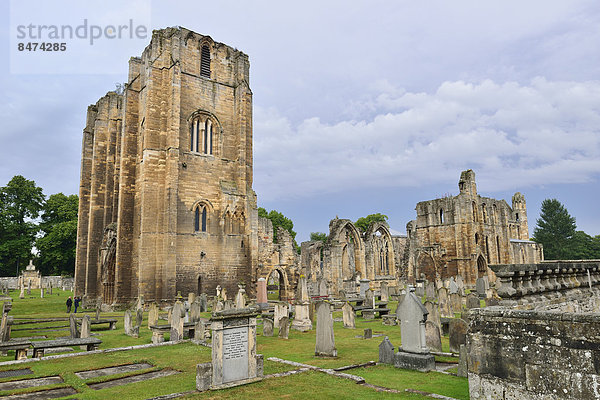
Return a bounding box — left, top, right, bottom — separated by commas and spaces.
190, 115, 215, 155
194, 204, 207, 232
201, 45, 211, 78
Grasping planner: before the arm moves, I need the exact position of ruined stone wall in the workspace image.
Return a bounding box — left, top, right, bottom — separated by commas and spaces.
467, 308, 600, 400
75, 27, 257, 305
406, 170, 541, 286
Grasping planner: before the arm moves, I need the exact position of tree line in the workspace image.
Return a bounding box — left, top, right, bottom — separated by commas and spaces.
0, 175, 78, 277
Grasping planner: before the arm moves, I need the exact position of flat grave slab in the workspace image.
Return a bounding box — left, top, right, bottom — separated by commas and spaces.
2, 387, 77, 399
75, 363, 154, 379
0, 369, 33, 379
88, 369, 179, 390
0, 375, 63, 391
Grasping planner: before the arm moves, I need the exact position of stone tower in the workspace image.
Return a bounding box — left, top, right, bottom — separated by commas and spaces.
511, 192, 529, 240
75, 27, 258, 305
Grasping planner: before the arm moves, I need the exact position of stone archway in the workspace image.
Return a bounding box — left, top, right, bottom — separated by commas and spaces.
417, 252, 436, 282
267, 268, 289, 301
477, 255, 487, 278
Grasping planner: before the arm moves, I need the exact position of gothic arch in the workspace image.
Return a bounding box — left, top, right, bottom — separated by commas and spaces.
477, 254, 488, 278
416, 251, 436, 282
265, 268, 290, 301
365, 222, 395, 277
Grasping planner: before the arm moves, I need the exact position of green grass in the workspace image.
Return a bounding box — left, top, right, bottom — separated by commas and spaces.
0, 291, 468, 399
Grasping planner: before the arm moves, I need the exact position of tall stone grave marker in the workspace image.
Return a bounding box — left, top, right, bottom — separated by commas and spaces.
19, 284, 24, 299
318, 279, 328, 297
80, 315, 91, 338
380, 282, 389, 302
291, 276, 312, 332
199, 293, 208, 312
235, 288, 246, 309
256, 278, 268, 309
359, 279, 370, 298
466, 293, 480, 309
449, 318, 468, 353
27, 280, 31, 295
190, 299, 202, 323
69, 313, 80, 338
450, 293, 462, 314
262, 318, 273, 337
379, 336, 395, 364
278, 316, 289, 339
189, 292, 197, 305
95, 298, 102, 321
395, 286, 435, 371
425, 320, 442, 352
438, 287, 451, 317
449, 277, 459, 295
196, 307, 263, 391
365, 289, 375, 309
424, 301, 441, 328
40, 288, 44, 298
315, 301, 337, 357
425, 282, 436, 300
171, 301, 184, 341
0, 303, 12, 342
342, 302, 355, 329
148, 302, 159, 327
475, 277, 488, 299
273, 303, 287, 329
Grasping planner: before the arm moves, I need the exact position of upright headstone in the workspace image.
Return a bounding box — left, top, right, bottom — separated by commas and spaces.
448, 318, 468, 353
365, 289, 375, 309
425, 321, 442, 352
196, 307, 263, 391
80, 315, 91, 338
136, 308, 143, 327
425, 282, 436, 300
424, 301, 441, 328
189, 292, 197, 305
0, 303, 12, 342
466, 293, 480, 309
95, 298, 102, 321
262, 318, 273, 337
415, 280, 425, 298
171, 301, 184, 341
363, 328, 373, 339
342, 302, 355, 329
235, 288, 246, 309
278, 316, 289, 339
394, 286, 435, 371
40, 288, 44, 298
136, 295, 144, 311
222, 288, 228, 301
190, 299, 202, 323
19, 285, 24, 299
449, 278, 459, 295
380, 282, 389, 302
256, 278, 268, 309
273, 303, 287, 329
379, 336, 395, 364
450, 293, 462, 314
199, 293, 208, 312
124, 309, 134, 336
148, 302, 159, 327
438, 287, 451, 317
69, 313, 80, 338
291, 276, 312, 332
193, 320, 206, 342
314, 301, 337, 357
318, 279, 328, 297
48, 282, 52, 295
457, 344, 468, 377
359, 279, 370, 298
456, 275, 465, 295
27, 280, 31, 295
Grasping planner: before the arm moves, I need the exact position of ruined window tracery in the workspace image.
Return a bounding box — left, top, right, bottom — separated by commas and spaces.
190, 115, 214, 155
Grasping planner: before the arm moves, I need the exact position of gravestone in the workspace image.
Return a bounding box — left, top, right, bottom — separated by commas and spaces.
189, 292, 196, 305
171, 301, 184, 341
449, 293, 462, 314
466, 293, 480, 309
190, 299, 202, 323
365, 289, 375, 309
456, 275, 465, 295
394, 286, 435, 371
278, 316, 289, 339
0, 303, 12, 342
424, 301, 440, 328
95, 298, 101, 321
136, 295, 144, 311
448, 318, 468, 353
196, 306, 263, 391
48, 283, 52, 295
359, 279, 370, 297
19, 285, 24, 299
425, 282, 436, 300
380, 282, 389, 302
342, 302, 355, 329
379, 336, 395, 364
262, 318, 273, 337
235, 288, 246, 309
27, 280, 31, 295
256, 278, 268, 309
214, 301, 224, 312
364, 328, 372, 339
315, 301, 337, 357
199, 293, 208, 312
222, 288, 228, 301
425, 321, 442, 352
224, 300, 234, 311
216, 285, 222, 298
193, 320, 206, 342
457, 344, 468, 377
148, 302, 159, 327
80, 315, 91, 338
124, 310, 137, 337
291, 276, 312, 332
40, 288, 44, 298
448, 277, 458, 294
438, 288, 451, 317
475, 278, 487, 299
318, 279, 329, 297
415, 281, 425, 298
273, 303, 287, 329
70, 313, 80, 338
136, 308, 143, 327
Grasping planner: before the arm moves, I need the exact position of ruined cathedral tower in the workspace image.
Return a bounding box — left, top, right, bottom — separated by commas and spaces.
75, 27, 258, 305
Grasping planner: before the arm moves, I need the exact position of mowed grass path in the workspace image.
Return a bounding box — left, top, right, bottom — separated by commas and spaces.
0, 290, 468, 399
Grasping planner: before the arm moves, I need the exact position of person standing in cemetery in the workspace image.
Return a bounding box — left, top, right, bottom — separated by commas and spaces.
74, 297, 80, 313
66, 296, 73, 313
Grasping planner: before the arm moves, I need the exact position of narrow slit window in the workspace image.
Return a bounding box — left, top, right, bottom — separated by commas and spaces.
201, 207, 207, 232
194, 207, 200, 232
200, 45, 210, 78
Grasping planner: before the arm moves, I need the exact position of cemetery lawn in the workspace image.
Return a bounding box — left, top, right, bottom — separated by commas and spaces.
0, 291, 468, 399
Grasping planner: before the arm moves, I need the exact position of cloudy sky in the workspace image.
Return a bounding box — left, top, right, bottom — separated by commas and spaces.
1, 0, 599, 242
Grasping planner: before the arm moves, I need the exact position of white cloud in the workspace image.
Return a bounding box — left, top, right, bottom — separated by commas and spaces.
254, 78, 600, 201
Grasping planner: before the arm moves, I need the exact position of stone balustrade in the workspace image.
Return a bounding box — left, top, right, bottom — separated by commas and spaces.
489, 260, 600, 300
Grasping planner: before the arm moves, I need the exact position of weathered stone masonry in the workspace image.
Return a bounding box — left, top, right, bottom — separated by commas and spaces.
75, 27, 258, 305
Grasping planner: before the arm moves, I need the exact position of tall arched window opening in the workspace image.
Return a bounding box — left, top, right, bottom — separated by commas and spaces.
200, 45, 210, 78
194, 205, 207, 232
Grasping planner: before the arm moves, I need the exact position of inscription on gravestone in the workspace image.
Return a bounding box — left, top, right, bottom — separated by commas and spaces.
222, 327, 249, 383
